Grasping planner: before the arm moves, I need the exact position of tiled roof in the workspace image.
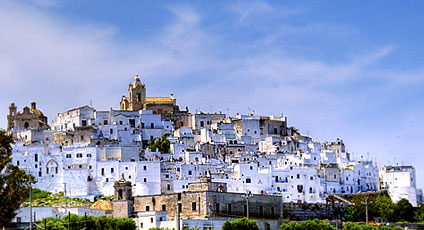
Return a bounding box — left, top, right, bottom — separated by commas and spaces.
146, 97, 174, 104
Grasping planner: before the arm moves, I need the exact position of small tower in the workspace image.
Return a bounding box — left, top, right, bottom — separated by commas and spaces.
7, 102, 17, 131
113, 173, 134, 218
120, 75, 146, 111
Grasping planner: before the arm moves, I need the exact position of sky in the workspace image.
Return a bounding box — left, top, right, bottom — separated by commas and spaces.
1, 1, 424, 187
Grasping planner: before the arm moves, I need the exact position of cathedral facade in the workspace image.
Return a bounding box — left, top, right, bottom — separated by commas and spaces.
7, 102, 48, 131
120, 75, 178, 114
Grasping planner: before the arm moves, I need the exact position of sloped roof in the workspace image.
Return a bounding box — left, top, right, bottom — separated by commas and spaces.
146, 97, 174, 104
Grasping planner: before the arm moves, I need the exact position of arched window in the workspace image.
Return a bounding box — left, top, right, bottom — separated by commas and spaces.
118, 189, 123, 200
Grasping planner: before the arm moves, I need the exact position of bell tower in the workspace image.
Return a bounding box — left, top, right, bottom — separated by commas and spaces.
7, 102, 17, 131
120, 75, 146, 111
113, 173, 134, 218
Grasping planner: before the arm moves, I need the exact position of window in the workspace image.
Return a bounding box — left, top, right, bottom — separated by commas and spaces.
101, 168, 104, 176
167, 184, 171, 191
192, 202, 197, 211
17, 160, 19, 166
137, 93, 141, 102
250, 166, 253, 170
200, 121, 204, 127
334, 174, 337, 179
297, 174, 300, 179
309, 187, 313, 193
271, 207, 275, 216
297, 185, 303, 193
216, 203, 220, 214
76, 153, 82, 158
259, 206, 263, 216
178, 193, 181, 200
178, 203, 182, 213
129, 119, 135, 128
143, 166, 147, 170
246, 178, 251, 183
87, 153, 92, 157
162, 204, 166, 211
146, 206, 150, 211
150, 123, 154, 129
119, 121, 123, 125
141, 122, 144, 128
110, 128, 113, 134
79, 165, 82, 168
89, 165, 92, 169
228, 204, 232, 214
111, 168, 114, 173
38, 171, 42, 177
35, 154, 38, 162
106, 178, 108, 182
16, 217, 21, 223
144, 178, 147, 182
82, 120, 87, 126
188, 170, 192, 175
103, 120, 108, 125
310, 176, 313, 180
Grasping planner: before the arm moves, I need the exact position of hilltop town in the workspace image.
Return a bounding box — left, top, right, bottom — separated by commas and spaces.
6, 75, 422, 229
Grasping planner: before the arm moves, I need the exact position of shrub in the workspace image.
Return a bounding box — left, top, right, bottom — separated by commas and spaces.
279, 219, 336, 230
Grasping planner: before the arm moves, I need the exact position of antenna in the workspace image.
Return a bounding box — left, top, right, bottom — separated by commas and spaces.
90, 100, 93, 107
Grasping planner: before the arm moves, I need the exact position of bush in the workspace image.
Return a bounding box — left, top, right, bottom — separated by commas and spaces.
343, 222, 402, 230
279, 219, 336, 230
37, 214, 136, 230
222, 218, 259, 230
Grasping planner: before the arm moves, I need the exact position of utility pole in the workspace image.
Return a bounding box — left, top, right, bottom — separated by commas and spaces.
241, 190, 253, 219
64, 183, 67, 215
84, 213, 87, 230
365, 196, 369, 225
29, 175, 32, 230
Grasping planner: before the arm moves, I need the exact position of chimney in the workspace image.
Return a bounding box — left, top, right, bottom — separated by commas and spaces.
31, 102, 36, 110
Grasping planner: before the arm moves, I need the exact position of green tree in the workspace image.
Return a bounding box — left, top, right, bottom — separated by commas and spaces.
373, 195, 396, 221
342, 195, 367, 222
0, 130, 33, 227
222, 217, 259, 230
414, 203, 424, 222
279, 219, 336, 230
149, 136, 170, 153
38, 214, 136, 230
394, 198, 415, 222
343, 222, 402, 230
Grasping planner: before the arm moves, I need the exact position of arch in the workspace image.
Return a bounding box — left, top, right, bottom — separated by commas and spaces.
118, 189, 123, 200
46, 159, 59, 174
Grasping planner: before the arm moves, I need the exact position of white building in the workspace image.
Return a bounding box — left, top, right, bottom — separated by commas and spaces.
379, 165, 418, 206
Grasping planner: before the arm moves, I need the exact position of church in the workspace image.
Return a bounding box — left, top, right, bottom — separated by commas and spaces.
119, 75, 180, 114
7, 101, 48, 131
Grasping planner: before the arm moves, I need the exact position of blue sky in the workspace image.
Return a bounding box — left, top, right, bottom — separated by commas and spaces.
1, 1, 424, 187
